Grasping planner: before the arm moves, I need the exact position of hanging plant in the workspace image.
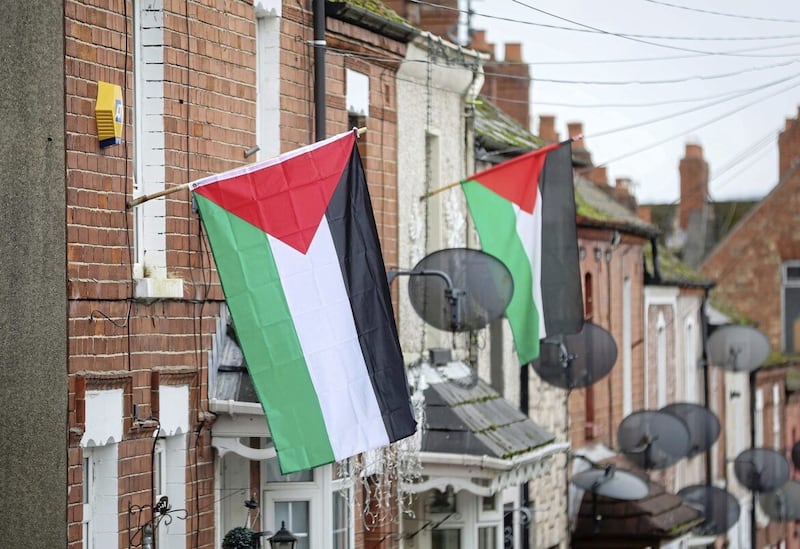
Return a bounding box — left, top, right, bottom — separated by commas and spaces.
222, 526, 256, 549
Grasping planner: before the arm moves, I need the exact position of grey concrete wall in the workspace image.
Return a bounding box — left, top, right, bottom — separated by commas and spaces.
0, 3, 67, 547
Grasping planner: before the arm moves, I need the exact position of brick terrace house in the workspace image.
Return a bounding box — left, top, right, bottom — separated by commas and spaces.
698, 108, 800, 548
4, 0, 432, 547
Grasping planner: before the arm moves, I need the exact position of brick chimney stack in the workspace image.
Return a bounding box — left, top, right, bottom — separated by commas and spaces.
538, 115, 558, 143
588, 166, 609, 188
567, 121, 592, 166
470, 29, 495, 59
678, 143, 709, 231
615, 177, 637, 211
778, 106, 800, 179
504, 43, 522, 62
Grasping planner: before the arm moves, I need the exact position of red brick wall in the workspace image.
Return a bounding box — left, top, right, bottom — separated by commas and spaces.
678, 143, 708, 232
65, 1, 404, 547
569, 229, 647, 450
700, 111, 800, 352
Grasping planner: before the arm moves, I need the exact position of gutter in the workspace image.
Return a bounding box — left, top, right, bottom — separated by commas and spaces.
209, 398, 264, 416
418, 440, 570, 471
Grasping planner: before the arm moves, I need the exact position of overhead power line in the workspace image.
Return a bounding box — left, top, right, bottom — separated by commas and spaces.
641, 0, 800, 24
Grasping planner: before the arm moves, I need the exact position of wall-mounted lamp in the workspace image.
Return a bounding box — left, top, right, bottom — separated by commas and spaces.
579, 247, 587, 261
269, 521, 298, 549
604, 249, 613, 263
593, 248, 602, 262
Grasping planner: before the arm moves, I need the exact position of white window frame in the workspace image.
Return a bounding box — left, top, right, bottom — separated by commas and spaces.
772, 383, 781, 451
622, 276, 632, 415
255, 1, 281, 161
684, 317, 697, 402
657, 313, 667, 408
132, 0, 182, 298
262, 462, 354, 549
754, 388, 764, 447
781, 260, 800, 352
82, 444, 119, 549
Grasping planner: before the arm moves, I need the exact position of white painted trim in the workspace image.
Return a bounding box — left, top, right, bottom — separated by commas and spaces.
81, 389, 123, 447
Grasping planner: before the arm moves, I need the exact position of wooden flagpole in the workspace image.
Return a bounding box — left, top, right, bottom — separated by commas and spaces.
418, 135, 581, 203
127, 127, 367, 209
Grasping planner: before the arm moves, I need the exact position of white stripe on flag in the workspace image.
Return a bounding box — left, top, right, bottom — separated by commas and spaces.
269, 218, 390, 459
515, 192, 546, 339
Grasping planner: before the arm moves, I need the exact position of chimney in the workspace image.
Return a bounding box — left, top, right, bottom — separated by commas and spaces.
638, 205, 653, 224
778, 106, 800, 179
589, 166, 609, 187
504, 43, 522, 62
615, 177, 637, 210
538, 115, 558, 143
678, 143, 709, 231
470, 29, 495, 59
567, 121, 593, 166
567, 122, 585, 151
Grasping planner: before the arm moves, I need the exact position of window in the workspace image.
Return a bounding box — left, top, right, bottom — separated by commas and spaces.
432, 529, 461, 548
256, 1, 281, 160
782, 261, 800, 352
478, 526, 497, 549
133, 0, 166, 276
685, 318, 697, 401
82, 445, 119, 549
263, 459, 352, 549
755, 388, 764, 446
657, 313, 667, 408
332, 490, 350, 549
772, 383, 781, 451
346, 69, 369, 130
622, 276, 632, 415
132, 0, 182, 298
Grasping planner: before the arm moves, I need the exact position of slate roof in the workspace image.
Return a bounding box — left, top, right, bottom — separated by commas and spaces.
572, 455, 703, 547
326, 0, 418, 42
574, 175, 659, 239
416, 362, 555, 460
643, 241, 714, 288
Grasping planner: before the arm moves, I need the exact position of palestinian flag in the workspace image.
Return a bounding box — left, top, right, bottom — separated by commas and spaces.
462, 141, 583, 364
192, 131, 416, 473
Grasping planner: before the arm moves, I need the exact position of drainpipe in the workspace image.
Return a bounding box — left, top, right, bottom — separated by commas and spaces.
700, 285, 715, 486
520, 364, 531, 549
313, 0, 326, 141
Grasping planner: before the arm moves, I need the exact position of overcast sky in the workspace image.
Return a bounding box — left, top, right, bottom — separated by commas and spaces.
461, 0, 800, 204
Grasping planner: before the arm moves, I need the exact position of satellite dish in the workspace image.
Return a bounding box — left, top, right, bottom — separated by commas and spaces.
791, 440, 800, 470
532, 322, 617, 390
677, 484, 740, 536
707, 324, 770, 373
404, 248, 513, 332
734, 447, 790, 493
571, 464, 649, 501
617, 410, 691, 470
660, 402, 721, 458
759, 480, 800, 521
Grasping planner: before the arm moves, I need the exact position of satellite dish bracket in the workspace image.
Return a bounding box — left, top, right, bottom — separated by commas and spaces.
387, 268, 464, 331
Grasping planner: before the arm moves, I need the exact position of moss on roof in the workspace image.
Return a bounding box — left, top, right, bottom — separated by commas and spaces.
644, 242, 713, 286
707, 293, 754, 325
327, 0, 408, 24
473, 96, 544, 153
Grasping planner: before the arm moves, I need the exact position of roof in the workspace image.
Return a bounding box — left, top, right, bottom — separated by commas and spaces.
416, 362, 554, 460
643, 240, 714, 288
473, 96, 544, 162
572, 455, 703, 547
471, 96, 659, 238
574, 175, 659, 238
326, 0, 418, 42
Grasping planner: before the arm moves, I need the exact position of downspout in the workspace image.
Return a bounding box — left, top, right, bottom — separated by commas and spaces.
700, 284, 715, 486
650, 236, 662, 282
313, 0, 326, 141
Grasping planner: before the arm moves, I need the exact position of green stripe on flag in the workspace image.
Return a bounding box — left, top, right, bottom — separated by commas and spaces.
196, 194, 334, 471
463, 180, 541, 363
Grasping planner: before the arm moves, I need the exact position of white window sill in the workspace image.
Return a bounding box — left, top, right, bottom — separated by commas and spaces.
134, 277, 184, 300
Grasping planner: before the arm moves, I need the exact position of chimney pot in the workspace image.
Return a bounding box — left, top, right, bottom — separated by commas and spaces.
504, 43, 522, 62
567, 122, 585, 149
685, 143, 703, 159
538, 115, 558, 143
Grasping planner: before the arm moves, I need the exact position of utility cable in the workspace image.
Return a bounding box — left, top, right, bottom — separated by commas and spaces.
641, 0, 800, 24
